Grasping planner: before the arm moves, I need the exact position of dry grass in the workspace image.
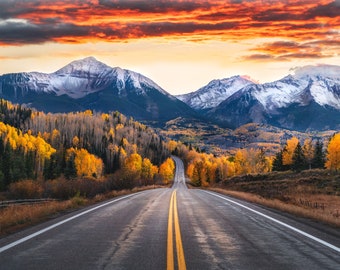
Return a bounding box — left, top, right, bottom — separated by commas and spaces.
0, 185, 165, 236
0, 200, 76, 236
210, 171, 340, 228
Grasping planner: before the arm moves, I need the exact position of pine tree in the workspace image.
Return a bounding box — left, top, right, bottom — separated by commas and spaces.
64, 154, 77, 179
272, 150, 284, 171
25, 151, 35, 179
292, 143, 306, 172
2, 142, 12, 186
312, 140, 325, 169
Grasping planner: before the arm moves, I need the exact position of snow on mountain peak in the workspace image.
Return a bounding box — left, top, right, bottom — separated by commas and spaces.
291, 64, 340, 80
240, 75, 259, 84
176, 75, 254, 110
55, 57, 111, 75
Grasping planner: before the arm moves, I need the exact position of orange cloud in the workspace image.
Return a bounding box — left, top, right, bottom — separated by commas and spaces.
0, 0, 338, 64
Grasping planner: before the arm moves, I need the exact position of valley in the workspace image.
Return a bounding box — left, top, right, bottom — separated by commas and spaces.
0, 57, 340, 233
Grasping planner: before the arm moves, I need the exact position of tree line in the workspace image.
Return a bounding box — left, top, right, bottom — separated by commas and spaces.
272, 137, 325, 172
171, 132, 340, 186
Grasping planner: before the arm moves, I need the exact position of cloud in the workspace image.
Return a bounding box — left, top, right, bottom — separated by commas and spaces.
98, 0, 214, 13
0, 0, 338, 47
0, 18, 91, 45
244, 37, 337, 62
243, 54, 275, 61
278, 53, 327, 60
306, 1, 340, 19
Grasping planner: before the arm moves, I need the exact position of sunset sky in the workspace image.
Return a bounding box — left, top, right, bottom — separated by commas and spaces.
0, 0, 339, 94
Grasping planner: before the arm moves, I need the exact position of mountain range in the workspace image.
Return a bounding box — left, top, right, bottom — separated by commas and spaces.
0, 57, 196, 124
0, 57, 339, 131
177, 65, 340, 131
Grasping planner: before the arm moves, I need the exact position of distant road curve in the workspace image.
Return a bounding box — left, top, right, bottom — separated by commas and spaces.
0, 157, 339, 269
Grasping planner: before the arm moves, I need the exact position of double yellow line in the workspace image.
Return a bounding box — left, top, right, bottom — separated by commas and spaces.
167, 189, 186, 270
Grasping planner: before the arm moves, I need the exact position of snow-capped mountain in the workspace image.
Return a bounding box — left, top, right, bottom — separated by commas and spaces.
0, 57, 196, 123
206, 65, 340, 130
0, 57, 171, 99
249, 65, 340, 112
176, 75, 254, 110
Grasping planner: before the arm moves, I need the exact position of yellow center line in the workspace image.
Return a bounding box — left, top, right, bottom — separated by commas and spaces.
167, 189, 187, 270
173, 190, 187, 270
167, 191, 175, 270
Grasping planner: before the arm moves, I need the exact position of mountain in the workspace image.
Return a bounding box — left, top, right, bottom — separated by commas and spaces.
181, 64, 340, 131
176, 75, 254, 110
0, 57, 196, 124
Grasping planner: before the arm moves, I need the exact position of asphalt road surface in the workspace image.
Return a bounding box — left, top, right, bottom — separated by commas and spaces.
0, 156, 339, 269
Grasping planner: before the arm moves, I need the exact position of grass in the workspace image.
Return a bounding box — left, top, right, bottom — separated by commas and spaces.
210, 169, 340, 228
0, 185, 164, 237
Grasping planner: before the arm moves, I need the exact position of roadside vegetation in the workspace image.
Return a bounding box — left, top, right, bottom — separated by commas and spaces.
0, 185, 164, 236
210, 170, 340, 227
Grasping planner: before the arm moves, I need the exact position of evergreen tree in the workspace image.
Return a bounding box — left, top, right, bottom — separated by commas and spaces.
64, 154, 77, 179
12, 149, 26, 180
272, 150, 284, 171
0, 170, 4, 191
312, 140, 325, 169
25, 151, 35, 179
2, 142, 12, 186
44, 153, 61, 180
292, 143, 306, 172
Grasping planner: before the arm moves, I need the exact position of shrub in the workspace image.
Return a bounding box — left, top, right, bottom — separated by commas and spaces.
9, 180, 43, 199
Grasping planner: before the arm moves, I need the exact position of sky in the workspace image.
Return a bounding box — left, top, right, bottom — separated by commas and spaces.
0, 0, 339, 95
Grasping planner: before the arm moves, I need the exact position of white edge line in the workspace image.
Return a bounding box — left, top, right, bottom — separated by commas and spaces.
0, 193, 137, 254
202, 190, 340, 253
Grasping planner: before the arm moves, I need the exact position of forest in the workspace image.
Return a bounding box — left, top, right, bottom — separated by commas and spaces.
170, 132, 337, 187
0, 99, 339, 198
0, 100, 174, 198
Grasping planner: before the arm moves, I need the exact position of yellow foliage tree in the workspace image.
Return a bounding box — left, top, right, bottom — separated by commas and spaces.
167, 140, 178, 153
124, 153, 142, 178
282, 137, 299, 166
67, 148, 103, 179
141, 158, 157, 185
325, 133, 340, 171
234, 149, 249, 175
0, 122, 56, 176
159, 158, 175, 184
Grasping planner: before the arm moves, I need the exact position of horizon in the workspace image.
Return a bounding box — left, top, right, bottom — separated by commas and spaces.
0, 0, 339, 95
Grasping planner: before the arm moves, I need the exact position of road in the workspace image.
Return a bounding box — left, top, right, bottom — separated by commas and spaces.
0, 156, 339, 269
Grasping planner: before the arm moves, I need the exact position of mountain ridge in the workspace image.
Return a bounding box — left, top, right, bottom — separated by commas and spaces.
176, 75, 254, 110
1, 58, 339, 131
179, 64, 340, 131
0, 57, 196, 125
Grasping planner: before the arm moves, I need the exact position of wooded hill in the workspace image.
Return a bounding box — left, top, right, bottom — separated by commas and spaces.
0, 99, 171, 192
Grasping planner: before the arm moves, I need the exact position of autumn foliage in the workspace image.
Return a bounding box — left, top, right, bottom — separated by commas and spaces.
325, 133, 340, 171
183, 148, 271, 186
159, 158, 175, 184
0, 100, 171, 196
66, 148, 103, 179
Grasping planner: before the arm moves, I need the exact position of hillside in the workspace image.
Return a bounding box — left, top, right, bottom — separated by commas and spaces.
160, 117, 334, 156
0, 99, 172, 192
